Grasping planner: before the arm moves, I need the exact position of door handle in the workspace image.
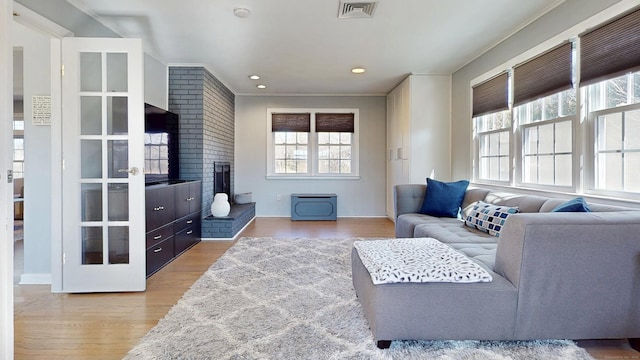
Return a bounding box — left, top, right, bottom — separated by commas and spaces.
117, 167, 140, 176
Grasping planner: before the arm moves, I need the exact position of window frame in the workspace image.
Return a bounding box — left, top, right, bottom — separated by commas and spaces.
585, 100, 640, 200
472, 107, 512, 185
514, 88, 578, 192
266, 108, 360, 179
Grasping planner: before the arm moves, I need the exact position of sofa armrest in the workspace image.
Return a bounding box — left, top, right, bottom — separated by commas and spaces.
393, 184, 426, 220
494, 211, 640, 339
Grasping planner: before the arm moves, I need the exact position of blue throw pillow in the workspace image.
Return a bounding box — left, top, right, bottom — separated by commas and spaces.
419, 178, 470, 218
551, 197, 591, 212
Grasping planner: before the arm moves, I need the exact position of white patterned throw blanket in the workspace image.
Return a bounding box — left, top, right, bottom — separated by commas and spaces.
353, 238, 493, 285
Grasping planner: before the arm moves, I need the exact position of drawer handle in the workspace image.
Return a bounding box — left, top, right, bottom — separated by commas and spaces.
153, 235, 162, 240
186, 220, 193, 224
186, 197, 194, 201
153, 206, 165, 211
153, 247, 162, 253
186, 230, 193, 235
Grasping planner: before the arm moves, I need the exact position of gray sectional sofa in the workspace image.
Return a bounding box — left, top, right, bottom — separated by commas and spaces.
351, 183, 640, 349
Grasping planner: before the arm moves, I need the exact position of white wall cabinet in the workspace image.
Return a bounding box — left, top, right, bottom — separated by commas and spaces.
386, 74, 451, 219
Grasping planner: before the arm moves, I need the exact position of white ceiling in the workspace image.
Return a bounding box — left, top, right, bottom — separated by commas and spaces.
67, 0, 563, 95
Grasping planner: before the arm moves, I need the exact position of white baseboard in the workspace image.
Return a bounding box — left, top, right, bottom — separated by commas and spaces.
19, 273, 52, 285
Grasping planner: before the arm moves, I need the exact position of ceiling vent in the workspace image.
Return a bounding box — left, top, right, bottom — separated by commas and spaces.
338, 1, 378, 19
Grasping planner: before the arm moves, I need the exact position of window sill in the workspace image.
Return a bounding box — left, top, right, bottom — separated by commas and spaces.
470, 181, 640, 208
266, 175, 360, 180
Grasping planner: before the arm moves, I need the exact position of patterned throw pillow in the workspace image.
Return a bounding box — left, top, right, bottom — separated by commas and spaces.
465, 201, 519, 237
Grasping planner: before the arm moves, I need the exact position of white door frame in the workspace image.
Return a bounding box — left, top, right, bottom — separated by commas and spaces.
1, 0, 13, 357
12, 3, 71, 292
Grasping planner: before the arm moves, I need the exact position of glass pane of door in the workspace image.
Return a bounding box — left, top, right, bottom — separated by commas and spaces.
78, 51, 132, 266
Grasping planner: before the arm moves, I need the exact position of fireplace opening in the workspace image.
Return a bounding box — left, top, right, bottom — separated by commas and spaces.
213, 161, 231, 201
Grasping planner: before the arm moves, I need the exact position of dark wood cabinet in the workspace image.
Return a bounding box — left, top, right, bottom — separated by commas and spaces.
145, 180, 202, 277
175, 181, 201, 220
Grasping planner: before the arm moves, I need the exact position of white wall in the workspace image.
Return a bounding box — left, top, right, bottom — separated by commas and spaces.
144, 53, 168, 109
13, 20, 52, 283
1, 0, 14, 357
450, 0, 621, 180
235, 96, 387, 217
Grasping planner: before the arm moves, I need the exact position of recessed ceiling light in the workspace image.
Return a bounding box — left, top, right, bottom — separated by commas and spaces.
351, 67, 366, 74
249, 75, 260, 80
257, 84, 267, 89
233, 7, 251, 18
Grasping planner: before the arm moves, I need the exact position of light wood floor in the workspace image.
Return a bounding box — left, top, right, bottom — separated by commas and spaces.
14, 217, 640, 359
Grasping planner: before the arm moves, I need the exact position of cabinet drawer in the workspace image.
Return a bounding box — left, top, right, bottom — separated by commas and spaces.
146, 237, 175, 277
146, 224, 174, 249
174, 224, 201, 255
175, 212, 201, 233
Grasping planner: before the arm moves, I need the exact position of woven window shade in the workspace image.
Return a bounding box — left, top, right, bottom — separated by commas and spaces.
472, 72, 509, 117
513, 42, 573, 106
580, 7, 640, 86
271, 113, 311, 132
315, 113, 355, 132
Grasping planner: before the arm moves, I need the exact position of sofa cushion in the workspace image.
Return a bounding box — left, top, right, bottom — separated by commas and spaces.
465, 201, 519, 236
414, 221, 496, 244
419, 178, 469, 218
552, 197, 591, 212
447, 242, 498, 270
396, 214, 462, 238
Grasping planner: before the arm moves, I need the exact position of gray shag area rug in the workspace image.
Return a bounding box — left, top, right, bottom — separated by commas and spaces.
125, 237, 595, 360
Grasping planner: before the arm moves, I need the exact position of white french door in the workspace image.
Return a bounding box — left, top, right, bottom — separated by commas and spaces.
61, 37, 145, 292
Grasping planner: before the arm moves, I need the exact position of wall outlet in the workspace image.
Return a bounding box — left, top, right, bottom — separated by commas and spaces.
276, 194, 282, 201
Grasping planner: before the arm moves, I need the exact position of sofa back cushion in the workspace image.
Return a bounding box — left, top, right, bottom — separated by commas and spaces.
461, 188, 492, 219
483, 191, 548, 213
539, 198, 635, 212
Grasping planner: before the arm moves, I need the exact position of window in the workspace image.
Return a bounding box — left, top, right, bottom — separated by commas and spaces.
581, 7, 640, 196
475, 110, 511, 182
267, 109, 359, 178
472, 72, 510, 182
274, 132, 308, 174
468, 5, 640, 201
518, 89, 576, 187
316, 113, 354, 175
587, 72, 640, 194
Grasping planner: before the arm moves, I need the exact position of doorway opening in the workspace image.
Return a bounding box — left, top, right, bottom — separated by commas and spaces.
13, 46, 24, 284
